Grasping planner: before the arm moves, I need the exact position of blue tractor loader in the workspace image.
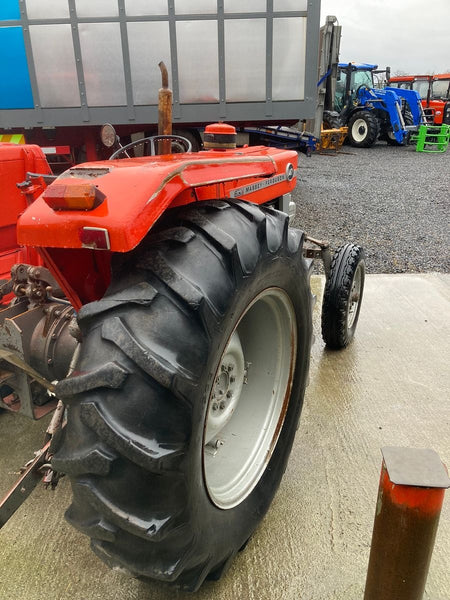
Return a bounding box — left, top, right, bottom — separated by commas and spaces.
324, 63, 425, 147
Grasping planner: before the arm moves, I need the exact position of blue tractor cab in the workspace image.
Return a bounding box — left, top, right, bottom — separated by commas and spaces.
326, 62, 425, 147
334, 63, 378, 112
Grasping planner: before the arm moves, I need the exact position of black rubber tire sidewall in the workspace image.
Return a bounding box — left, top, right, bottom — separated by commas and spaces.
321, 243, 365, 349
53, 201, 312, 589
348, 111, 380, 147
323, 110, 343, 129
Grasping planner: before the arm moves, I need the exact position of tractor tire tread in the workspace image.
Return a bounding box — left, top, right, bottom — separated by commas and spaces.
323, 110, 343, 129
321, 243, 365, 348
53, 200, 312, 591
348, 111, 380, 147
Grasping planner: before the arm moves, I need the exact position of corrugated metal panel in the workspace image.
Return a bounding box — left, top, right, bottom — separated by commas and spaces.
177, 20, 220, 103
128, 22, 171, 105
30, 25, 80, 108
26, 1, 70, 19
0, 0, 320, 128
272, 17, 306, 101
78, 22, 127, 106
224, 19, 266, 102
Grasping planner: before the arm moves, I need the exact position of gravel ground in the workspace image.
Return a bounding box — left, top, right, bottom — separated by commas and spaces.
292, 141, 449, 273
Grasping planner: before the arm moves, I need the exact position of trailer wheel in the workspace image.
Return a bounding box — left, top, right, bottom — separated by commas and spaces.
321, 243, 365, 349
53, 201, 312, 591
348, 111, 379, 147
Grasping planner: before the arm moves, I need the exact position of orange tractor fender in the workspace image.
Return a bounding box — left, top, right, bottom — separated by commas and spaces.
17, 143, 298, 309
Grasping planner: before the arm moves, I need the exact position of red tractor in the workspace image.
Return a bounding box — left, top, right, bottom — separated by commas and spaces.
388, 73, 450, 125
0, 76, 365, 590
427, 74, 450, 125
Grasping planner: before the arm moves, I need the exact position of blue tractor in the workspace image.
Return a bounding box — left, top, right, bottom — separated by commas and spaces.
324, 63, 425, 147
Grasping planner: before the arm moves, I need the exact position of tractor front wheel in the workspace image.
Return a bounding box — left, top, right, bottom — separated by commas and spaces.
321, 243, 365, 349
53, 201, 313, 591
348, 111, 380, 147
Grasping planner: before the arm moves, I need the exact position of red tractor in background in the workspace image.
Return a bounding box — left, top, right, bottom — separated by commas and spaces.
388, 73, 450, 125
0, 69, 365, 591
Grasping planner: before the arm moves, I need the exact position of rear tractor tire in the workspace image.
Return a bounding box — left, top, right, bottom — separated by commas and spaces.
348, 111, 380, 148
53, 200, 313, 591
323, 110, 343, 130
321, 243, 365, 349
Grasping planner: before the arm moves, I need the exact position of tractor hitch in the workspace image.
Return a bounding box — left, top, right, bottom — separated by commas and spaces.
0, 399, 66, 528
304, 235, 332, 279
0, 439, 55, 528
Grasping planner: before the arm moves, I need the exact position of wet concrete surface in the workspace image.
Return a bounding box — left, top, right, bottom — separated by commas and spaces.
0, 274, 448, 600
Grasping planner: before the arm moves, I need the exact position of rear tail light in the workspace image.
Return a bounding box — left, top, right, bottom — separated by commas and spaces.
43, 184, 105, 210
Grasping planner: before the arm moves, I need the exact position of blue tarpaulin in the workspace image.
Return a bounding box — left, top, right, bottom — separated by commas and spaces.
0, 26, 34, 109
0, 0, 20, 21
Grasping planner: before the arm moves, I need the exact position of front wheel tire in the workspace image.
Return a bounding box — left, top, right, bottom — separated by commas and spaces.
321, 243, 365, 349
348, 111, 380, 147
53, 200, 313, 591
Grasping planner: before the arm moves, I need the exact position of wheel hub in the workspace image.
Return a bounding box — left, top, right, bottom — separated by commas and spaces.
205, 332, 245, 445
352, 118, 369, 143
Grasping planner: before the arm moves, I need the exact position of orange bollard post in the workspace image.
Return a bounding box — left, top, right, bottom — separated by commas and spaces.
364, 447, 449, 600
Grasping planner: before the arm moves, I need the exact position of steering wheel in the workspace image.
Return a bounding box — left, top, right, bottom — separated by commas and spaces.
356, 84, 372, 96
110, 135, 192, 160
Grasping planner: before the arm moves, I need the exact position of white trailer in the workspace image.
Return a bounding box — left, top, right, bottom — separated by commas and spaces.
0, 0, 321, 157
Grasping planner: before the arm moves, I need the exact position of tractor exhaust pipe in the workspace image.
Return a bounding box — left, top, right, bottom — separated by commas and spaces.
158, 61, 172, 154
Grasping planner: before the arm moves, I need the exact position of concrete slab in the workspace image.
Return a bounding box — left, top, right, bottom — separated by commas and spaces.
0, 274, 448, 600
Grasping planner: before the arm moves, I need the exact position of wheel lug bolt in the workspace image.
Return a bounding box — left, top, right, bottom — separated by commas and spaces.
219, 401, 226, 410
230, 376, 235, 383
219, 389, 224, 396
212, 402, 218, 411
221, 364, 226, 372
226, 391, 232, 398
227, 364, 234, 372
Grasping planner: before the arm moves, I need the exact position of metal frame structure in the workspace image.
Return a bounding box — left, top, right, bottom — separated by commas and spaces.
0, 0, 320, 129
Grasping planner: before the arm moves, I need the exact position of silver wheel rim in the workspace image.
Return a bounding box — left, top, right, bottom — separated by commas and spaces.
352, 119, 368, 142
347, 262, 363, 329
203, 288, 297, 509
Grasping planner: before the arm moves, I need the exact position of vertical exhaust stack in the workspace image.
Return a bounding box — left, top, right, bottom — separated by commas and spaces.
158, 61, 172, 155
